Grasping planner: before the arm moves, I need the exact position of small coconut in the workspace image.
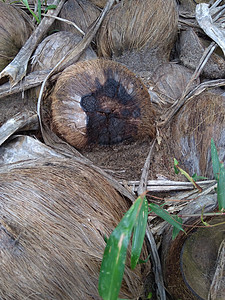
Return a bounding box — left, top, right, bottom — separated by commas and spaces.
152, 63, 200, 102
31, 31, 97, 71
50, 58, 156, 149
0, 2, 33, 71
55, 0, 100, 36
168, 91, 225, 178
96, 0, 178, 59
0, 158, 150, 299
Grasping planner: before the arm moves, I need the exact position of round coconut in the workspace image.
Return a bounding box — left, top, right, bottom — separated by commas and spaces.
0, 2, 33, 71
55, 0, 100, 36
168, 91, 225, 178
50, 59, 156, 149
96, 0, 178, 58
31, 31, 97, 71
152, 63, 200, 102
0, 158, 150, 299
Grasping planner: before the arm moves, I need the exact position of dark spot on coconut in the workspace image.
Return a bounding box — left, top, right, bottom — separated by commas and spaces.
80, 77, 139, 145
81, 95, 99, 112
117, 84, 133, 105
132, 108, 141, 118
101, 78, 119, 98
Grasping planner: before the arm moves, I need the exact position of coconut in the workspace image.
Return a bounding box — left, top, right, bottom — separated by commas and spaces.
31, 31, 97, 71
96, 0, 178, 59
55, 0, 100, 36
152, 63, 200, 102
0, 158, 150, 299
0, 2, 33, 71
49, 58, 156, 149
168, 91, 225, 178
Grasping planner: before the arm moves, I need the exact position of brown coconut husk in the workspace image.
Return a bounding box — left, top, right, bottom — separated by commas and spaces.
0, 2, 33, 72
0, 158, 150, 299
168, 90, 225, 178
31, 31, 97, 72
55, 0, 100, 36
96, 0, 178, 59
152, 63, 200, 104
49, 58, 156, 149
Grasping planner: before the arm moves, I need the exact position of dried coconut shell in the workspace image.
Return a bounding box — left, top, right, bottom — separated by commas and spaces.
55, 0, 100, 36
0, 2, 33, 71
0, 158, 150, 299
169, 91, 225, 178
152, 63, 200, 102
50, 58, 156, 149
179, 28, 225, 79
96, 0, 178, 58
31, 31, 97, 71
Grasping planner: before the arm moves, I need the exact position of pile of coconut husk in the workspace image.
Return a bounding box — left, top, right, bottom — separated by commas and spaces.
0, 0, 225, 299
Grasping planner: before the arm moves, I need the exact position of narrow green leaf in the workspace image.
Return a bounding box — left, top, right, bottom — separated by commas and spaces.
131, 196, 148, 269
172, 216, 183, 240
20, 0, 40, 23
174, 158, 202, 192
211, 138, 220, 181
45, 4, 57, 12
137, 254, 151, 264
217, 162, 225, 211
192, 173, 207, 181
149, 203, 184, 233
98, 196, 144, 300
37, 0, 42, 23
174, 158, 179, 174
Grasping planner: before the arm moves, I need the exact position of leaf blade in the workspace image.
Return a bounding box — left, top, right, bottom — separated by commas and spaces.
217, 162, 225, 211
131, 196, 148, 269
211, 138, 220, 181
149, 203, 184, 233
98, 196, 144, 300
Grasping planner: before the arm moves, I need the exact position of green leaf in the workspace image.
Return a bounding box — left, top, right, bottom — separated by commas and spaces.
130, 196, 148, 269
173, 158, 202, 192
217, 162, 225, 211
98, 196, 145, 300
44, 4, 57, 12
172, 216, 183, 240
192, 173, 207, 181
149, 203, 184, 233
37, 0, 42, 23
211, 138, 220, 181
20, 0, 40, 23
137, 254, 151, 264
174, 158, 179, 174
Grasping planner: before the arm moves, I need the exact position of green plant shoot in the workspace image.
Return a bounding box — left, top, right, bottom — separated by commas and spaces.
211, 138, 225, 211
20, 0, 56, 24
149, 203, 184, 238
174, 158, 202, 192
98, 195, 148, 300
211, 138, 220, 181
131, 196, 148, 269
